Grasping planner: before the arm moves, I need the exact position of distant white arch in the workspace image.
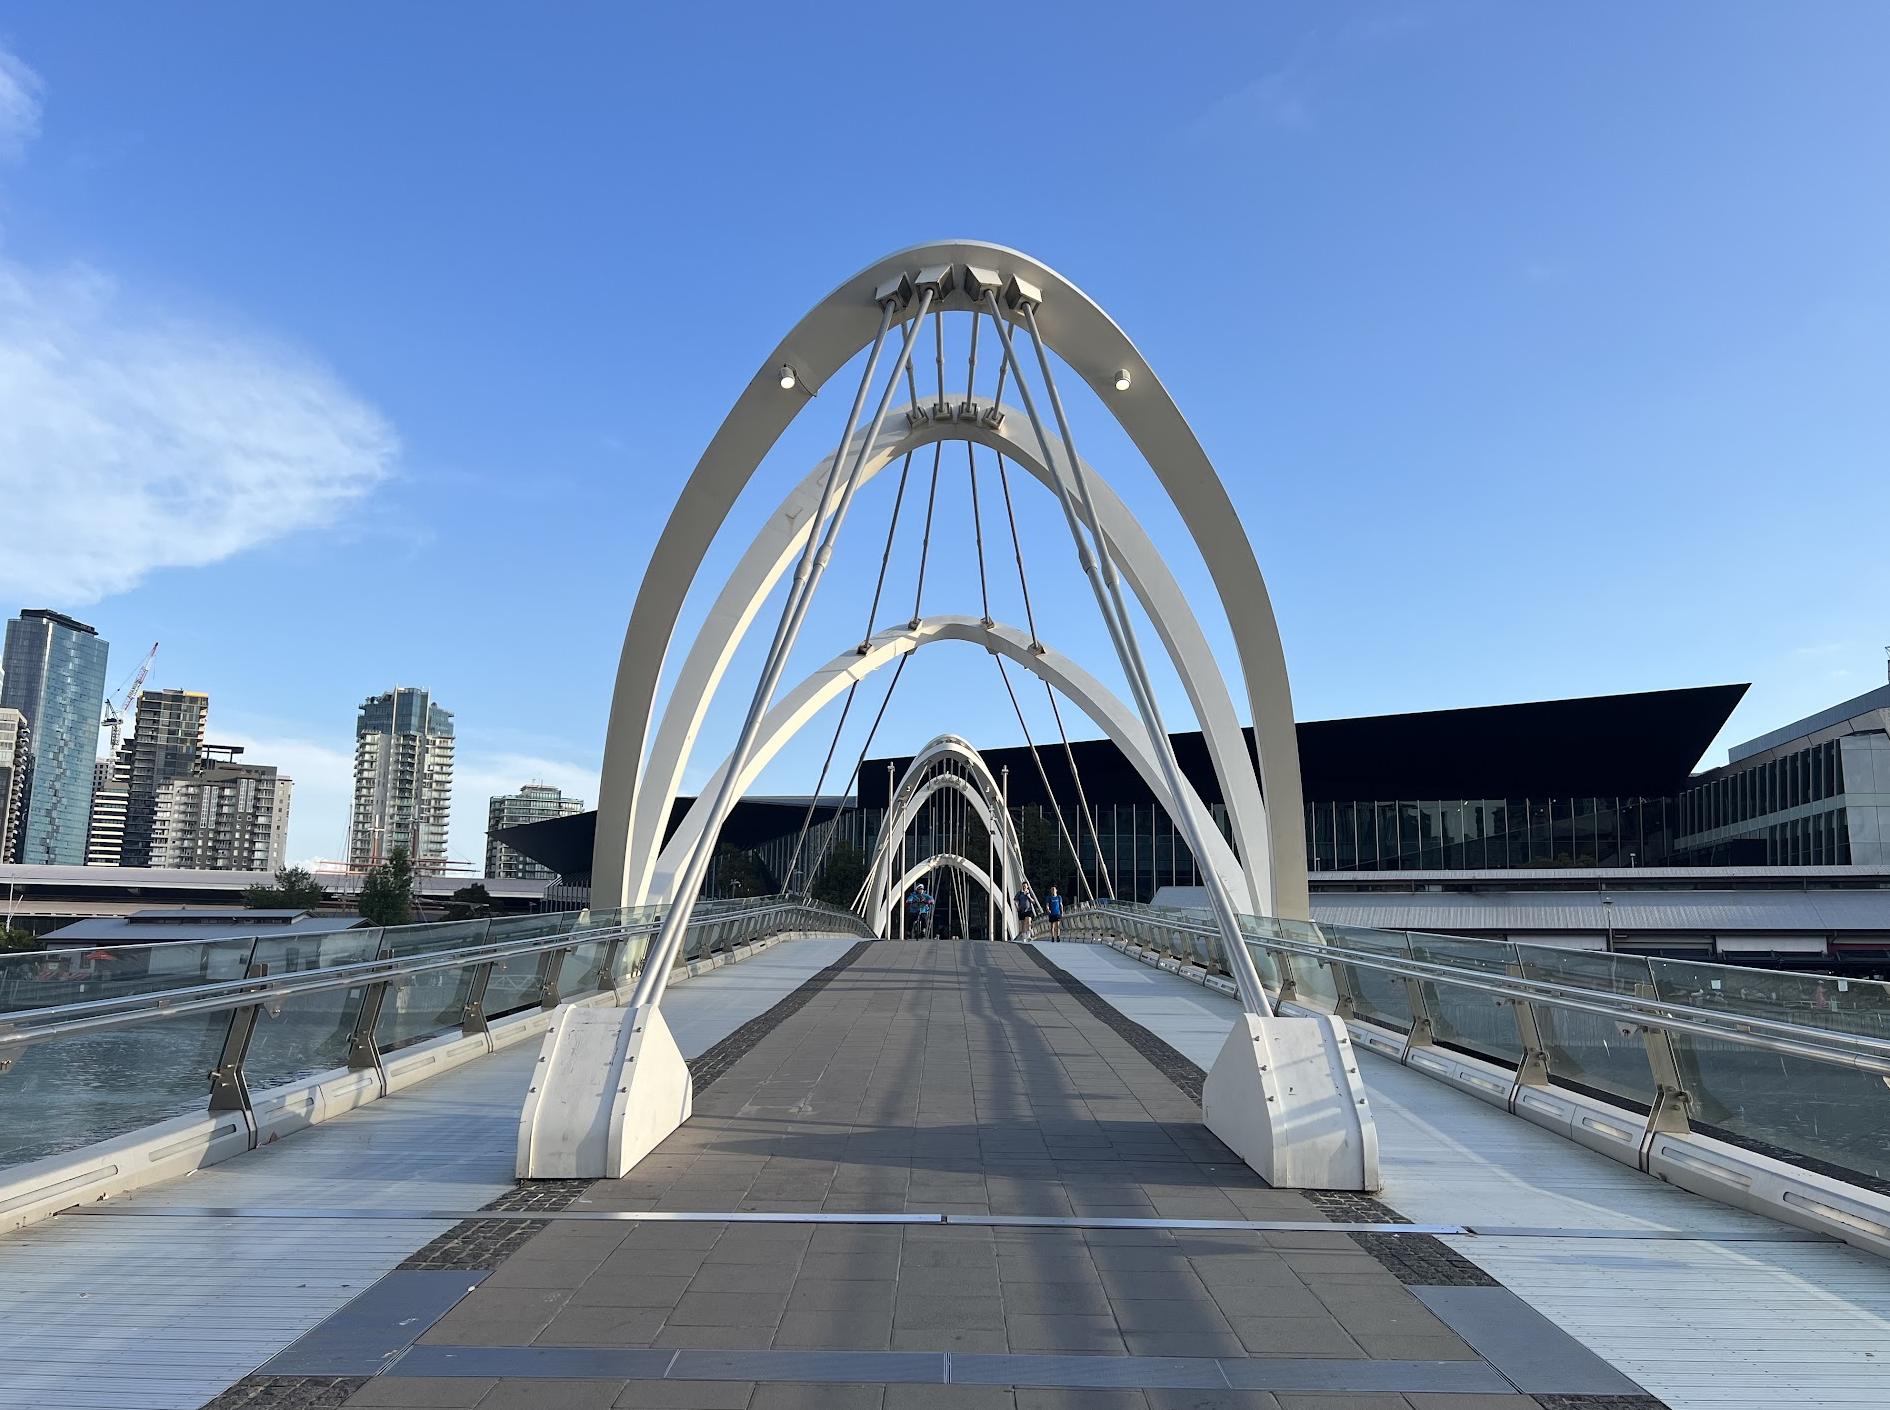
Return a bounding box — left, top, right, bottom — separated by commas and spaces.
646, 616, 1248, 910
862, 736, 1024, 939
594, 242, 1308, 921
873, 853, 1004, 938
620, 407, 1271, 915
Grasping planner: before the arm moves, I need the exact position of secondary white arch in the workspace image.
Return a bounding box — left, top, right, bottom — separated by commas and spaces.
862, 739, 1024, 938
647, 616, 1248, 910
620, 407, 1272, 915
873, 853, 1005, 938
593, 242, 1308, 921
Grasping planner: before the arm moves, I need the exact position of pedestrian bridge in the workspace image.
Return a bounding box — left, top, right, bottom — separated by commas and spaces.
3, 907, 1889, 1410
5, 240, 1888, 1408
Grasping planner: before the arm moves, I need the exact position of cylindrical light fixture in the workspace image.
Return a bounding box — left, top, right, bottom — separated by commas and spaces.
779, 364, 798, 390
1113, 368, 1132, 391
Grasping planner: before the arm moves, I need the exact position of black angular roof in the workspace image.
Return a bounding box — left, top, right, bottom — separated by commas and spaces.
496, 684, 1749, 880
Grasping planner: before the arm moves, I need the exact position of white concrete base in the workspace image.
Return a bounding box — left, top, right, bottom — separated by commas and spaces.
1200, 1012, 1380, 1191
516, 1003, 693, 1179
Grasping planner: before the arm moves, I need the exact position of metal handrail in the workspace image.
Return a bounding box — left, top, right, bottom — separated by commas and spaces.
0, 898, 859, 1054
1071, 901, 1890, 1075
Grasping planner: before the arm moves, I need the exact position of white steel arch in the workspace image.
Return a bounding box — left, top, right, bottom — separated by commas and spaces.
861, 736, 1025, 941
872, 853, 1005, 939
619, 407, 1272, 915
592, 240, 1308, 922
646, 616, 1248, 910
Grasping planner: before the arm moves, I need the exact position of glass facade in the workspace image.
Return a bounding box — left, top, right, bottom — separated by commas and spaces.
1, 611, 110, 866
1671, 737, 1856, 866
1306, 796, 1676, 871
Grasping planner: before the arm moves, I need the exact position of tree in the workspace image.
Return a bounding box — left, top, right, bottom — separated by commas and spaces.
358, 846, 416, 927
445, 882, 494, 921
710, 845, 774, 899
1, 927, 40, 953
810, 842, 867, 909
244, 866, 330, 910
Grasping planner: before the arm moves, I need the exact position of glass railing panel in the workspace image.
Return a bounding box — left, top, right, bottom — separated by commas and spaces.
1323, 925, 1415, 1033
1514, 945, 1656, 1108
1407, 932, 1522, 1066
245, 930, 384, 1092
610, 932, 651, 989
557, 939, 608, 998
486, 913, 571, 945
0, 938, 261, 1014
483, 950, 544, 1019
375, 932, 480, 1054
1662, 1027, 1890, 1184
384, 919, 490, 957
0, 939, 260, 1170
1648, 960, 1890, 1183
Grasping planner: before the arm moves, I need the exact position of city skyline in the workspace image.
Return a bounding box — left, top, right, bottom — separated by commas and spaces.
1, 6, 1885, 872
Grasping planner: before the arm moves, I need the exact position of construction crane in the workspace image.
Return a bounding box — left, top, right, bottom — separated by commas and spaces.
101, 642, 159, 756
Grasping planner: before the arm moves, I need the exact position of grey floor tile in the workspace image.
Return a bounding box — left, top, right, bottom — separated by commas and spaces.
341, 1378, 498, 1408
652, 1323, 782, 1349
1226, 1316, 1364, 1358
891, 1327, 1011, 1354
612, 1382, 755, 1408
1002, 1313, 1127, 1353
1014, 1391, 1147, 1410
773, 1304, 895, 1349
750, 1384, 886, 1410
884, 1387, 1016, 1408
1142, 1393, 1282, 1410
479, 1381, 627, 1410
534, 1306, 667, 1345
894, 1293, 1008, 1331
573, 1274, 695, 1308
669, 1291, 792, 1327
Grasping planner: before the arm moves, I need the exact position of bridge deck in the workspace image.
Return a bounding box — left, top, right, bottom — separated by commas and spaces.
8, 938, 1888, 1410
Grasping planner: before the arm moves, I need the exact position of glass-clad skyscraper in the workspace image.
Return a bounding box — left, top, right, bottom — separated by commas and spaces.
1, 610, 111, 866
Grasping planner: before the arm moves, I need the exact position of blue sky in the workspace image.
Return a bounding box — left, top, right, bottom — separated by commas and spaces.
1, 3, 1885, 868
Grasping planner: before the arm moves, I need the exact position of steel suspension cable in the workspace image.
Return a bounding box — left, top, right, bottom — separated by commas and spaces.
776, 445, 917, 896
991, 293, 1268, 1014
634, 286, 937, 1009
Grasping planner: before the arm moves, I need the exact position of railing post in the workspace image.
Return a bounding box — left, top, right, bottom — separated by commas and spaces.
600, 933, 628, 996
462, 961, 494, 1042
1503, 962, 1552, 1108
1400, 975, 1436, 1058
535, 944, 564, 1011
347, 978, 390, 1096
1329, 960, 1360, 1023
207, 960, 268, 1149
1638, 1021, 1693, 1164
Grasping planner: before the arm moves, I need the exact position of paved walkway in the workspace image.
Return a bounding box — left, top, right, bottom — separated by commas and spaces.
0, 938, 859, 1410
305, 943, 1632, 1409
1038, 940, 1890, 1410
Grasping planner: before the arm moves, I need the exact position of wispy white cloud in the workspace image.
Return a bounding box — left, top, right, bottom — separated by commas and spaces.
0, 47, 41, 160
1195, 59, 1317, 137
0, 42, 396, 606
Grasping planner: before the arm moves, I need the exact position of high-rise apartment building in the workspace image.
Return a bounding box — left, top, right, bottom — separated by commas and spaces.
0, 708, 29, 864
1, 610, 110, 865
86, 756, 129, 866
104, 688, 210, 867
152, 761, 293, 872
485, 783, 585, 879
348, 687, 455, 874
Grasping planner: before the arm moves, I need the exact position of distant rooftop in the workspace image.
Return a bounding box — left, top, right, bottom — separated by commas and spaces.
1729, 681, 1890, 764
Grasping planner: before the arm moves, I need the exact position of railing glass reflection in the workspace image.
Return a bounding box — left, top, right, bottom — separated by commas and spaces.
1065, 899, 1890, 1189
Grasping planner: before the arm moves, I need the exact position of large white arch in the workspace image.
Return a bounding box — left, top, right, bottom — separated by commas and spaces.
872, 853, 1006, 938
620, 407, 1273, 915
647, 616, 1248, 910
593, 242, 1308, 921
862, 737, 1024, 939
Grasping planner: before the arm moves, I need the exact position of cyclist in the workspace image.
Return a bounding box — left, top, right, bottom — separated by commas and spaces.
907, 883, 934, 939
1044, 886, 1064, 939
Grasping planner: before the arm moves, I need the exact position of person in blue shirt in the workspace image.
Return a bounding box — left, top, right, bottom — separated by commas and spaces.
907, 883, 934, 939
1044, 886, 1064, 938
